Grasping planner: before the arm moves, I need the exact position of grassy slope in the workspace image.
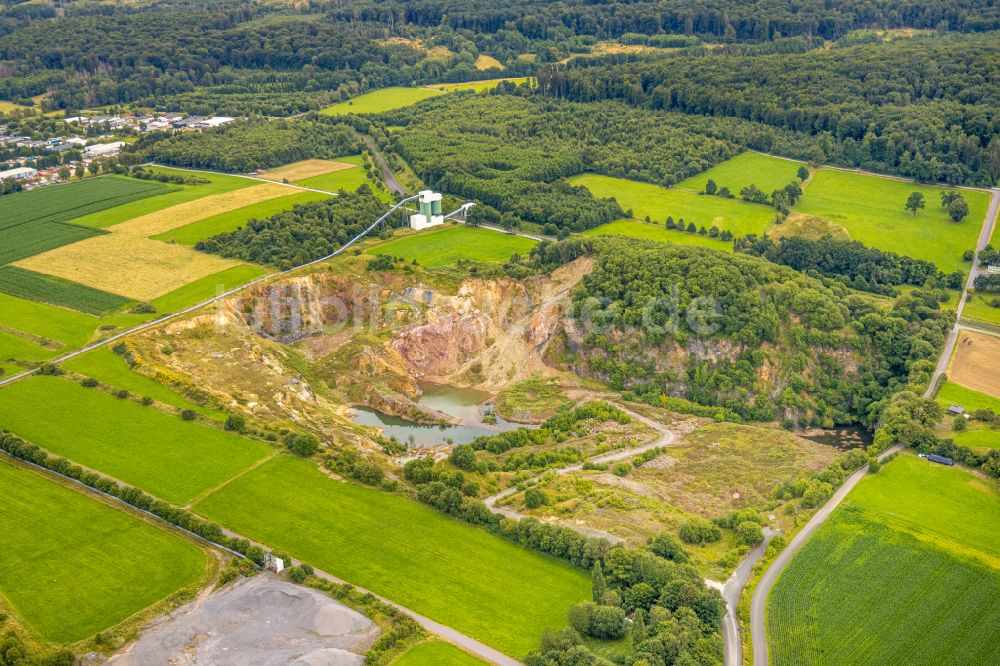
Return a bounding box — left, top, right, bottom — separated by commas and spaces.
582, 219, 735, 252
395, 640, 488, 665
370, 225, 537, 267
793, 169, 989, 273
320, 87, 442, 115
0, 328, 54, 365
767, 454, 1000, 665
194, 455, 590, 657
0, 459, 206, 643
152, 191, 328, 245
570, 174, 773, 240
0, 291, 99, 349
0, 376, 270, 504
149, 264, 268, 313
678, 151, 805, 195
428, 78, 529, 93
63, 347, 225, 419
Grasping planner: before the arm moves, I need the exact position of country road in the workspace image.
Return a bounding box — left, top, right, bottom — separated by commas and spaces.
749, 443, 904, 666
363, 136, 406, 196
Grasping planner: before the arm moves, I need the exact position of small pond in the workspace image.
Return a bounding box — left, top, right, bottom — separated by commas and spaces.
799, 425, 873, 450
350, 383, 525, 448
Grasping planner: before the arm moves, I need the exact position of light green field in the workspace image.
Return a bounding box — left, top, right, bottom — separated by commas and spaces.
954, 428, 1000, 451
69, 169, 254, 229
0, 459, 206, 643
0, 376, 271, 504
370, 225, 537, 267
570, 174, 774, 240
962, 293, 1000, 327
320, 87, 442, 116
428, 77, 530, 93
0, 291, 99, 350
296, 155, 377, 194
678, 151, 805, 195
63, 347, 224, 419
767, 454, 1000, 665
194, 455, 590, 657
935, 381, 1000, 414
582, 219, 735, 252
152, 191, 329, 245
793, 170, 990, 273
149, 264, 268, 313
395, 640, 488, 665
0, 328, 54, 365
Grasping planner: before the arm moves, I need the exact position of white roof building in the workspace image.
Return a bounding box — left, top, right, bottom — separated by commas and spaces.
194, 116, 235, 128
84, 141, 125, 157
0, 166, 37, 180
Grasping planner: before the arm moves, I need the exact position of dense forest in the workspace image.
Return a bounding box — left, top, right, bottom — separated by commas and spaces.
564, 237, 951, 427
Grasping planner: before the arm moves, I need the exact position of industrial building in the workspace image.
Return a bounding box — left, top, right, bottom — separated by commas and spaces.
0, 166, 37, 181
409, 190, 444, 230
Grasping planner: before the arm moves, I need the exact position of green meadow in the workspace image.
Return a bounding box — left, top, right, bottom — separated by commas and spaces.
954, 428, 1000, 451
148, 264, 268, 313
678, 151, 805, 195
962, 293, 1000, 327
320, 87, 442, 116
395, 640, 488, 665
152, 191, 329, 245
767, 454, 1000, 665
0, 459, 206, 644
0, 291, 99, 350
0, 376, 270, 504
0, 328, 54, 365
296, 155, 375, 193
194, 455, 590, 657
582, 219, 735, 252
793, 169, 990, 273
428, 77, 530, 93
569, 173, 774, 240
370, 225, 537, 267
935, 381, 1000, 414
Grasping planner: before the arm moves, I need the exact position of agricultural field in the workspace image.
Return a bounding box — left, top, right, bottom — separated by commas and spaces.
0, 375, 271, 504
678, 151, 805, 195
570, 174, 774, 241
793, 169, 990, 273
147, 264, 269, 313
152, 191, 328, 245
369, 225, 537, 267
320, 87, 442, 116
295, 155, 374, 192
474, 54, 504, 70
193, 455, 591, 657
0, 329, 55, 368
0, 459, 207, 644
395, 639, 487, 665
16, 234, 244, 301
953, 428, 1000, 451
935, 381, 1000, 414
582, 219, 735, 251
767, 454, 1000, 665
0, 266, 131, 315
426, 77, 530, 93
962, 292, 1000, 327
948, 330, 1000, 399
0, 291, 101, 352
258, 159, 356, 182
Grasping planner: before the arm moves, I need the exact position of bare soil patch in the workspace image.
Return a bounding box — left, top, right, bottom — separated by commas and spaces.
950, 330, 1000, 399
767, 213, 850, 241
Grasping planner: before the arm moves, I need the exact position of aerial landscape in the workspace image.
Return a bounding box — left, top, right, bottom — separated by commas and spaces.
0, 1, 998, 665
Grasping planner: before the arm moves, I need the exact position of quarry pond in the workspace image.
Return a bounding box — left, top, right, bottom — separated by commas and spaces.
350, 383, 525, 448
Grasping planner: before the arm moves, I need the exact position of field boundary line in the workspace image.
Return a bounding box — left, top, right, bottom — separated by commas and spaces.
183, 451, 278, 509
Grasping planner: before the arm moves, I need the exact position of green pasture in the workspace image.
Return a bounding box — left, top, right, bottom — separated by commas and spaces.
0, 376, 270, 504
0, 459, 206, 644
0, 266, 131, 315
69, 169, 254, 229
678, 151, 805, 195
152, 191, 328, 245
320, 87, 442, 116
395, 640, 488, 665
582, 219, 735, 252
767, 453, 1000, 665
148, 264, 268, 313
429, 77, 530, 93
935, 381, 1000, 414
793, 169, 990, 273
63, 347, 224, 419
0, 328, 53, 365
296, 155, 374, 193
0, 291, 99, 350
570, 174, 774, 240
954, 427, 1000, 451
370, 225, 537, 267
194, 455, 590, 657
962, 293, 1000, 327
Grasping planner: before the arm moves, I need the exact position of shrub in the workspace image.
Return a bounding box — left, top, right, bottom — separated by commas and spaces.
648, 533, 688, 563
180, 409, 196, 420
449, 444, 477, 470
285, 433, 319, 457
225, 413, 246, 432
352, 460, 384, 486
735, 521, 762, 546
288, 566, 308, 583
141, 395, 153, 406
524, 487, 549, 509
116, 389, 130, 399
679, 517, 722, 545
80, 377, 98, 388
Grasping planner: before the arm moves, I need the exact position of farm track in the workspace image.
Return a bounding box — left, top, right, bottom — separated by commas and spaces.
363, 136, 405, 196
749, 443, 904, 666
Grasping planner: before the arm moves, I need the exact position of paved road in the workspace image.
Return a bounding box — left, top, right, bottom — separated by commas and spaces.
363, 136, 405, 196
749, 444, 904, 666
925, 187, 1000, 397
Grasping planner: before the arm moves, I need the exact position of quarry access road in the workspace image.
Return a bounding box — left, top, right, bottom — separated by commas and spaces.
363, 136, 405, 196
749, 443, 904, 666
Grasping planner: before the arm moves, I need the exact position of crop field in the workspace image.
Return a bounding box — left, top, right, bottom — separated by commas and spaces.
582, 219, 735, 251
16, 234, 244, 301
396, 640, 487, 665
194, 455, 590, 657
0, 291, 99, 351
296, 155, 374, 193
258, 159, 356, 182
426, 77, 530, 93
766, 213, 850, 241
111, 182, 294, 237
767, 454, 1000, 665
69, 169, 254, 229
0, 266, 131, 315
152, 191, 328, 245
0, 459, 207, 644
63, 347, 225, 419
0, 177, 173, 230
0, 375, 271, 504
320, 87, 442, 115
370, 225, 537, 267
148, 264, 269, 313
935, 380, 1000, 414
793, 169, 990, 273
948, 330, 1000, 399
962, 292, 1000, 327
678, 151, 805, 195
570, 174, 774, 240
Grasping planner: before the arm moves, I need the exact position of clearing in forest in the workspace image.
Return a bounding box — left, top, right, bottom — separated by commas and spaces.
949, 329, 1000, 399
369, 225, 537, 267
767, 453, 1000, 666
16, 234, 243, 301
320, 87, 442, 116
793, 169, 989, 273
193, 455, 590, 657
678, 151, 805, 195
427, 77, 530, 93
0, 458, 207, 644
258, 159, 358, 182
0, 375, 271, 504
474, 54, 504, 70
